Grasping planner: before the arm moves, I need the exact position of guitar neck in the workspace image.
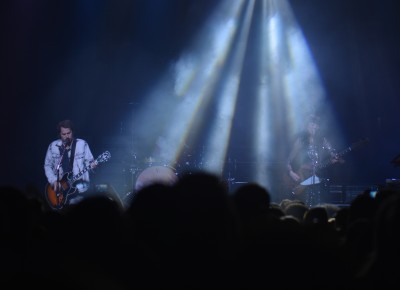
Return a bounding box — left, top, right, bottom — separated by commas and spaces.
69, 151, 110, 183
318, 146, 352, 170
71, 164, 92, 183
318, 138, 368, 170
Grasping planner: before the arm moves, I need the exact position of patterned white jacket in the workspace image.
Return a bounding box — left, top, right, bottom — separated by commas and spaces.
44, 138, 94, 193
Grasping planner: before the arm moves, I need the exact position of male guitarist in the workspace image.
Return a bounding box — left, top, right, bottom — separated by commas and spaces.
285, 114, 344, 207
44, 119, 97, 209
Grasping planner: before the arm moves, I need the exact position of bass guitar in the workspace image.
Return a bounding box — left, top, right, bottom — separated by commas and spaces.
45, 151, 111, 210
287, 138, 369, 196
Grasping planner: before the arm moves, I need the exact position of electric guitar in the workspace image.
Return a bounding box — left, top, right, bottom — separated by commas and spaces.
45, 151, 111, 210
286, 138, 369, 196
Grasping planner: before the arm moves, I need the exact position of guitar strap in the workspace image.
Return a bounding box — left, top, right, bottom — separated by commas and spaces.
69, 139, 77, 170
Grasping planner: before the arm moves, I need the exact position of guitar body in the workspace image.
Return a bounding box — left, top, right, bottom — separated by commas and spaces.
284, 165, 320, 197
44, 150, 111, 210
45, 172, 77, 210
283, 138, 369, 199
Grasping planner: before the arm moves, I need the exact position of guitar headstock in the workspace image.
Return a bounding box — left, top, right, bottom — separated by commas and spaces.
97, 151, 111, 163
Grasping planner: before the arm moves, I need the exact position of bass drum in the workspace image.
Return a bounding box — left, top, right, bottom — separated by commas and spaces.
135, 165, 178, 192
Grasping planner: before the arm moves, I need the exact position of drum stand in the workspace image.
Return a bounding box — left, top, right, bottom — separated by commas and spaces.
305, 184, 320, 208
121, 152, 142, 205
304, 164, 321, 207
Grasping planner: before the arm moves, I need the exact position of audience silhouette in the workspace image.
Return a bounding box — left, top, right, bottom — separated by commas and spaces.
1, 173, 400, 289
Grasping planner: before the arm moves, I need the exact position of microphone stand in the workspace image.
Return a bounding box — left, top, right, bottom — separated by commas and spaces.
56, 142, 68, 197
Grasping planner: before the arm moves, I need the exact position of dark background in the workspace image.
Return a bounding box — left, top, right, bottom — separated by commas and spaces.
1, 0, 399, 198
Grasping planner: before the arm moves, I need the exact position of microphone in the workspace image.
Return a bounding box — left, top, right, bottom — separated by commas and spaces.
59, 138, 72, 149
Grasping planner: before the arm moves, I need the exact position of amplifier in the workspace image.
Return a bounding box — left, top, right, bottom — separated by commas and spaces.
386, 178, 400, 186
324, 184, 377, 205
323, 185, 346, 204
344, 185, 375, 204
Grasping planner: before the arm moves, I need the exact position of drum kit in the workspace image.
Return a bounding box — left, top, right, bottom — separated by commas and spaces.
135, 165, 178, 191
121, 149, 241, 208
124, 152, 201, 193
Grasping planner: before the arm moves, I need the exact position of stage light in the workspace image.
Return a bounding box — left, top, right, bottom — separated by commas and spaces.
121, 0, 342, 201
